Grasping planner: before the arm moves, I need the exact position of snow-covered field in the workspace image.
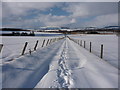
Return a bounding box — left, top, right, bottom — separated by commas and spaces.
1, 34, 64, 63
34, 32, 63, 36
69, 34, 118, 68
0, 34, 119, 88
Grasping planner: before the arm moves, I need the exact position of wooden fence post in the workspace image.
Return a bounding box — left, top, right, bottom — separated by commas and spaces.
78, 40, 79, 45
21, 42, 28, 55
49, 39, 52, 44
34, 40, 39, 51
78, 40, 80, 45
80, 40, 82, 46
0, 44, 3, 53
100, 44, 104, 59
84, 41, 86, 48
90, 42, 92, 52
46, 39, 49, 46
42, 40, 45, 47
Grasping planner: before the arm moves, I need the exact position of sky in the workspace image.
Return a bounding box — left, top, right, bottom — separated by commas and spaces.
1, 2, 119, 29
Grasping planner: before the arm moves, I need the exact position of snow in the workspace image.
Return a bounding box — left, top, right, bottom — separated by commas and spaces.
69, 34, 118, 68
35, 38, 118, 88
1, 35, 63, 63
1, 36, 118, 88
34, 32, 63, 36
2, 39, 65, 88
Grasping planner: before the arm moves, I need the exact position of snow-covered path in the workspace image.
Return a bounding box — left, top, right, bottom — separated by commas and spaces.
2, 39, 65, 88
35, 38, 118, 88
2, 37, 118, 88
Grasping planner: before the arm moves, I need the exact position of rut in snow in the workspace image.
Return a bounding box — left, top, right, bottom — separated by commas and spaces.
56, 40, 73, 88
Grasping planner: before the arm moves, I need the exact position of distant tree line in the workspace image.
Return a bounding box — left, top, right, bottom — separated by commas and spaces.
11, 32, 35, 36
1, 31, 35, 36
1, 28, 31, 31
0, 28, 35, 36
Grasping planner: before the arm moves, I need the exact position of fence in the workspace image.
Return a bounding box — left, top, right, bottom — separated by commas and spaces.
68, 36, 104, 59
0, 37, 65, 61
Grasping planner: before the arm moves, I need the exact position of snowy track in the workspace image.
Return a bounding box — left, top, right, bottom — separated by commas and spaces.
2, 38, 118, 88
2, 39, 65, 88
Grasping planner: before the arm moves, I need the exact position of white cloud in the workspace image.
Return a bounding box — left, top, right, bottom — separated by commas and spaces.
63, 3, 89, 18
3, 14, 74, 28
2, 2, 118, 28
3, 17, 44, 29
70, 18, 76, 23
37, 14, 74, 26
3, 12, 78, 28
64, 2, 118, 18
2, 2, 57, 17
83, 14, 118, 27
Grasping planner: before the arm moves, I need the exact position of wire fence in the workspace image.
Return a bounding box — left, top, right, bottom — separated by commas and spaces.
0, 37, 65, 62
68, 36, 119, 69
68, 36, 104, 59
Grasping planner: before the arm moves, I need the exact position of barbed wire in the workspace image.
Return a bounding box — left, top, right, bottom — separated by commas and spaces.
1, 37, 64, 61
2, 38, 49, 46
